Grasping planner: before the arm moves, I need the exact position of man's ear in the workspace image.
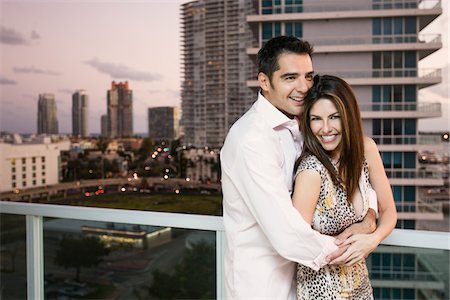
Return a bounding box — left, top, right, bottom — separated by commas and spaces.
258, 72, 271, 92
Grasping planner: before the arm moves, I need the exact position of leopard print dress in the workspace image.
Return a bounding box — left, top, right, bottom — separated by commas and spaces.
295, 154, 374, 300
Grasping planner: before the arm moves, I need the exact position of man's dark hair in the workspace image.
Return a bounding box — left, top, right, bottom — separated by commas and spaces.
257, 36, 314, 83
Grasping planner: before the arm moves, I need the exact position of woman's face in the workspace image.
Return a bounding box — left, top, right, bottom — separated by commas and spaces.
309, 98, 342, 159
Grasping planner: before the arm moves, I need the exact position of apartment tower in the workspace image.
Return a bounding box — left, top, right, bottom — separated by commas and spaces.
107, 81, 133, 138
72, 90, 89, 137
148, 106, 181, 141
182, 0, 445, 298
246, 0, 445, 299
37, 93, 58, 134
180, 0, 256, 148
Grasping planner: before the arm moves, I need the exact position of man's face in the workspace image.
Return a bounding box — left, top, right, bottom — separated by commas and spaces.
259, 53, 314, 118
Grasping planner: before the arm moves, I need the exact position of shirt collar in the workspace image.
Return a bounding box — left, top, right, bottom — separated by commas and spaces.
255, 92, 300, 130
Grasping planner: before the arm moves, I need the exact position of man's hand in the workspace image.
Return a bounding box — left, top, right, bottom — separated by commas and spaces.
328, 209, 379, 266
335, 209, 376, 245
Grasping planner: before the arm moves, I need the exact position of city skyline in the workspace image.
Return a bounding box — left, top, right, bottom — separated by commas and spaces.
1, 0, 449, 135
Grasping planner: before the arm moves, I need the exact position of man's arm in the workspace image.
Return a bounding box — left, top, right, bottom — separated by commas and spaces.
222, 133, 338, 270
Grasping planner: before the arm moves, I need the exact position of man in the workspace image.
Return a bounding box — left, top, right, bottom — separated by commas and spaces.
220, 36, 377, 299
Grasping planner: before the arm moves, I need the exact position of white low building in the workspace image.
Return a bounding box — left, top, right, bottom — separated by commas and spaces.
0, 135, 70, 192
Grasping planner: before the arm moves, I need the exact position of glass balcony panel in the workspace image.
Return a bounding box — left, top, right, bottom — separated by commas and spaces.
42, 218, 216, 300
367, 246, 449, 300
0, 213, 27, 300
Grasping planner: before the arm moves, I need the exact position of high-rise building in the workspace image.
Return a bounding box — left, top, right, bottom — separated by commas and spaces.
101, 114, 108, 138
37, 93, 58, 134
107, 81, 133, 138
148, 106, 181, 141
182, 0, 445, 298
72, 90, 89, 137
180, 0, 256, 148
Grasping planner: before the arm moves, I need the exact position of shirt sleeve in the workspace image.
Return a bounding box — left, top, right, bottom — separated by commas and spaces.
368, 187, 379, 217
227, 134, 338, 270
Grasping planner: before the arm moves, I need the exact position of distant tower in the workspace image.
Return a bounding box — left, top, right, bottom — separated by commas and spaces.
100, 114, 108, 137
148, 106, 181, 141
107, 81, 133, 138
72, 90, 89, 137
37, 93, 58, 134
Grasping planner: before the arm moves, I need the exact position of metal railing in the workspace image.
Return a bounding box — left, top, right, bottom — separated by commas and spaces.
306, 33, 441, 47
359, 102, 441, 112
260, 0, 440, 14
1, 201, 449, 300
318, 68, 441, 79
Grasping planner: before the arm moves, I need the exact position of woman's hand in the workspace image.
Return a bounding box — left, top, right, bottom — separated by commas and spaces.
329, 233, 380, 266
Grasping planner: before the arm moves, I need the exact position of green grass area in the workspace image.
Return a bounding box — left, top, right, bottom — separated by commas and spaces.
69, 193, 223, 216
82, 283, 116, 299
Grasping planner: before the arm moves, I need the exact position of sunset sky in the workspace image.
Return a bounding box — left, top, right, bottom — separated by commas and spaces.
1, 0, 448, 134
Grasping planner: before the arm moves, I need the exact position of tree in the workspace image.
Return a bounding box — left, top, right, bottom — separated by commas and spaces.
54, 236, 110, 281
148, 240, 215, 299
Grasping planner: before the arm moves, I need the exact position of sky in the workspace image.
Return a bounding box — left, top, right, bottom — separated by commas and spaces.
0, 0, 448, 135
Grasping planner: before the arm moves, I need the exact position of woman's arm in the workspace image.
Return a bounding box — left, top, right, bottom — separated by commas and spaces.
330, 136, 397, 266
292, 169, 322, 225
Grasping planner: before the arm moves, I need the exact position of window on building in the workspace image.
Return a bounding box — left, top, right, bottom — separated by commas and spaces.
12, 175, 16, 180
32, 157, 36, 163
373, 51, 417, 77
11, 167, 16, 173
42, 157, 45, 163
22, 158, 26, 164
372, 17, 417, 43
42, 179, 46, 184
22, 181, 26, 187
32, 180, 36, 186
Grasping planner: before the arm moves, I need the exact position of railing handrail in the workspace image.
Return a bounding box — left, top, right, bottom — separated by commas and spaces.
258, 0, 441, 13
305, 33, 441, 46
0, 201, 224, 231
1, 201, 449, 250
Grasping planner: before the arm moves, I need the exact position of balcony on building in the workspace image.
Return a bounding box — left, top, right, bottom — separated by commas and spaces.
1, 201, 449, 300
245, 0, 442, 30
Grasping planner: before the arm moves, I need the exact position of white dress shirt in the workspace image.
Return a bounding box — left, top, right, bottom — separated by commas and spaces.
221, 93, 339, 300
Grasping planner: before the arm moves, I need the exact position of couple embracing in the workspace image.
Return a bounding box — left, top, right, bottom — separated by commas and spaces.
221, 36, 397, 300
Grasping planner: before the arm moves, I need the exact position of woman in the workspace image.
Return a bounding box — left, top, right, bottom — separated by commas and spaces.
292, 75, 397, 299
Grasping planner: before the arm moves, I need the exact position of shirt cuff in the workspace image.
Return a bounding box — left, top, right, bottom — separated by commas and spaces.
311, 239, 339, 271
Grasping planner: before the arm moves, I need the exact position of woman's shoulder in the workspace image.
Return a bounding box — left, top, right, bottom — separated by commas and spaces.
297, 154, 324, 172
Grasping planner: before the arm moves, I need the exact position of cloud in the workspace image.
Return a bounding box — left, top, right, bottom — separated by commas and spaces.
58, 89, 74, 94
0, 26, 28, 45
166, 88, 180, 98
85, 58, 162, 82
14, 66, 60, 76
31, 30, 40, 40
0, 76, 17, 85
148, 89, 161, 94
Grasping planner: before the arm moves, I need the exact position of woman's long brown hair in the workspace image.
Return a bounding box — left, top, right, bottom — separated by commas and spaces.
298, 75, 365, 201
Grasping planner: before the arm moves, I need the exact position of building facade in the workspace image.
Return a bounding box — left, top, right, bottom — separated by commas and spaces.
148, 106, 181, 141
37, 93, 58, 134
107, 81, 133, 138
101, 114, 108, 137
0, 136, 70, 192
72, 90, 89, 137
180, 0, 257, 148
181, 0, 446, 298
245, 0, 445, 299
